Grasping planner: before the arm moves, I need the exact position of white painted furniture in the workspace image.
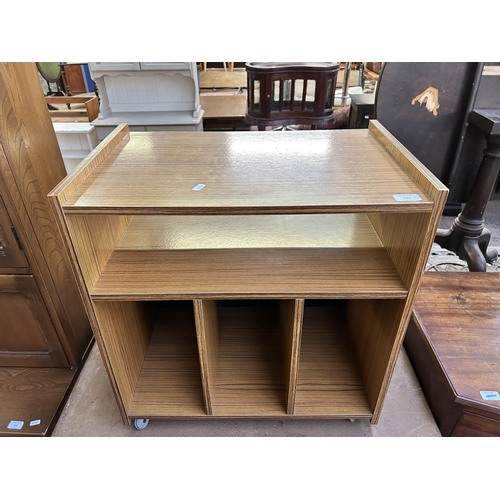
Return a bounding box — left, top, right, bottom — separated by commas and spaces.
52, 123, 99, 174
88, 62, 203, 140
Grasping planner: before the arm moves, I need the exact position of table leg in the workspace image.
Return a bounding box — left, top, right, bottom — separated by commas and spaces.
435, 133, 500, 271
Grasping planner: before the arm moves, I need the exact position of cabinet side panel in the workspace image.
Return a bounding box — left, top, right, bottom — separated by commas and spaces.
347, 299, 405, 416
48, 122, 130, 205
93, 301, 155, 411
66, 215, 131, 291
369, 120, 449, 202
368, 212, 431, 291
279, 299, 304, 414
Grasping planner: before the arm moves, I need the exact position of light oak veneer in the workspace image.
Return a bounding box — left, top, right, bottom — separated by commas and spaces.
49, 120, 448, 425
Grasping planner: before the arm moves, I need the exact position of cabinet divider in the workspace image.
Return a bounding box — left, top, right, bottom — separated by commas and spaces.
279, 299, 304, 414
193, 299, 218, 416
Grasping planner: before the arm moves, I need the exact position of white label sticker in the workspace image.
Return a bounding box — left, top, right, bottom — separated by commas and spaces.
7, 421, 24, 430
480, 391, 500, 401
393, 194, 422, 202
30, 419, 41, 426
192, 184, 206, 191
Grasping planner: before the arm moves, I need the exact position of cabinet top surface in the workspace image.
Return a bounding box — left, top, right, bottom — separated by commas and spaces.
64, 129, 433, 214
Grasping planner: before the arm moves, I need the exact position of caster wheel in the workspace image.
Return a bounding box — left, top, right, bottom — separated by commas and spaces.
134, 418, 149, 430
349, 418, 357, 423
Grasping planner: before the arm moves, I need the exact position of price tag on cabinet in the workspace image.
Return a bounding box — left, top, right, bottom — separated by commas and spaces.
393, 194, 422, 201
480, 391, 500, 401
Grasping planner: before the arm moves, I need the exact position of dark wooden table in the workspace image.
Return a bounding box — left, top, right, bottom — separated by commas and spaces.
404, 272, 500, 436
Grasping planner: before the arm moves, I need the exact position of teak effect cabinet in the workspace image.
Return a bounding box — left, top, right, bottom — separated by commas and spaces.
49, 121, 447, 427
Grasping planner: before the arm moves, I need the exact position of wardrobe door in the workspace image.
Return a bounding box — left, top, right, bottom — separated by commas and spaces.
0, 275, 69, 367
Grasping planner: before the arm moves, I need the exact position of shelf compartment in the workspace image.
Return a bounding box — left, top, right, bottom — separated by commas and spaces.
294, 300, 373, 417
196, 300, 291, 417
94, 301, 206, 418
87, 213, 408, 300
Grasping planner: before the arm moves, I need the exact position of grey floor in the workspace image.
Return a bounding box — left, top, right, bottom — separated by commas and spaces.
52, 200, 500, 437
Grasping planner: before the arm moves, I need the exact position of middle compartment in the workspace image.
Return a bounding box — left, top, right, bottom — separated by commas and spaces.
194, 299, 302, 416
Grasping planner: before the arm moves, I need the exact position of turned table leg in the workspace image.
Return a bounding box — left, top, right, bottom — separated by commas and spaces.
435, 112, 500, 272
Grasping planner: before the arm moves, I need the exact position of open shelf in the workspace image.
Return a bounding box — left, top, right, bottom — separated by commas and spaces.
294, 300, 372, 417
88, 214, 408, 300
49, 121, 449, 426
99, 301, 206, 418
210, 301, 287, 416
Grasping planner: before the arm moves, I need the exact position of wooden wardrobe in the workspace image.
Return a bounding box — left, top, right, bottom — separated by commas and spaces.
0, 62, 92, 436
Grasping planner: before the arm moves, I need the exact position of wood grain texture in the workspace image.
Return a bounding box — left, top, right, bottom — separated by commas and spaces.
199, 70, 247, 89
211, 303, 287, 416
129, 302, 207, 418
412, 273, 500, 416
200, 94, 247, 119
91, 247, 407, 300
0, 275, 67, 367
48, 122, 130, 205
295, 302, 372, 417
47, 120, 447, 423
63, 130, 433, 214
280, 299, 304, 414
368, 212, 431, 291
91, 212, 406, 299
0, 196, 28, 268
404, 314, 465, 436
368, 120, 449, 203
46, 96, 99, 122
193, 299, 218, 415
47, 123, 131, 421
0, 62, 92, 365
347, 298, 405, 420
452, 408, 500, 437
0, 367, 75, 436
66, 214, 131, 290
93, 301, 157, 412
117, 213, 385, 250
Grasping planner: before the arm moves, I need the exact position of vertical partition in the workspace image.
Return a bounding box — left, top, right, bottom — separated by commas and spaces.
279, 299, 304, 414
193, 299, 218, 415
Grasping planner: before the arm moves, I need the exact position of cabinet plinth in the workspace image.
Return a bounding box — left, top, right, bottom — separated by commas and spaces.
49, 121, 448, 425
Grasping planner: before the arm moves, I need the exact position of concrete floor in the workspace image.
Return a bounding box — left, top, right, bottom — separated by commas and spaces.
51, 200, 500, 437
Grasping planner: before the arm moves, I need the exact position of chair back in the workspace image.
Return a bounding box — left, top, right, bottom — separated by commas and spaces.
245, 62, 340, 130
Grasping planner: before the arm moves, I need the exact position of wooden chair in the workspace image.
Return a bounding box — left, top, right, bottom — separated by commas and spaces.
245, 62, 340, 130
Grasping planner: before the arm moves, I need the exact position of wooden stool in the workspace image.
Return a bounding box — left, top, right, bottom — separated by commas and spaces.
404, 272, 500, 436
